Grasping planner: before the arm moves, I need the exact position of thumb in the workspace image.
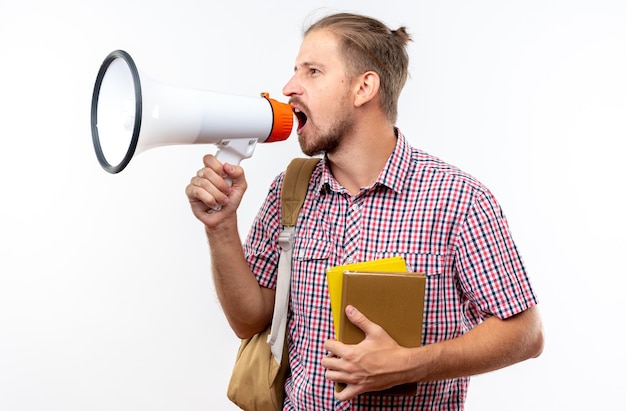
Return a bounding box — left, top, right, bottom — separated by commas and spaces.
223, 163, 243, 181
222, 163, 247, 190
345, 305, 377, 336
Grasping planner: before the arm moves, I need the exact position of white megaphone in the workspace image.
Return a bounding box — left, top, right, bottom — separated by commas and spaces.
90, 49, 293, 174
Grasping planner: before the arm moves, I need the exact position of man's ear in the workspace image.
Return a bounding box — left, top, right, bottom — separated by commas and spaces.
353, 71, 380, 107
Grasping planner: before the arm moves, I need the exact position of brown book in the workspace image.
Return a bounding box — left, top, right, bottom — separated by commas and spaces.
337, 270, 426, 396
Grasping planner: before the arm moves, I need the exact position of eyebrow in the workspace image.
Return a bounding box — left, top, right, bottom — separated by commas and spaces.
293, 61, 325, 72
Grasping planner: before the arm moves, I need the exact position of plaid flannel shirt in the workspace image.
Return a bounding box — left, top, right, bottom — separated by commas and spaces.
244, 130, 537, 411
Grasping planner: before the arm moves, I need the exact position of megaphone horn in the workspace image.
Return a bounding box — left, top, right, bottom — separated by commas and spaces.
90, 49, 293, 174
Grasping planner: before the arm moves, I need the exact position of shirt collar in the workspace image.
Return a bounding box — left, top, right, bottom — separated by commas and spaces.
316, 128, 412, 195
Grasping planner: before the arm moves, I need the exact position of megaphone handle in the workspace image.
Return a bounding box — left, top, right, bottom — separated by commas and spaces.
214, 139, 258, 176
209, 138, 258, 211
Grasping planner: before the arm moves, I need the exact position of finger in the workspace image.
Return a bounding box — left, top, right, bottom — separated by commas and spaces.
345, 305, 378, 336
321, 347, 343, 367
322, 361, 352, 395
334, 383, 361, 402
196, 164, 234, 194
186, 176, 230, 211
196, 167, 232, 192
202, 153, 221, 169
324, 360, 363, 402
222, 163, 247, 190
324, 338, 346, 359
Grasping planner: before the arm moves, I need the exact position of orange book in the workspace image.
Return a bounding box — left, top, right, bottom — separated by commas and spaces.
337, 270, 426, 396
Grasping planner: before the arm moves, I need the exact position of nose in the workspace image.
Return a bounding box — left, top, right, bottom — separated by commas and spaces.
282, 73, 301, 97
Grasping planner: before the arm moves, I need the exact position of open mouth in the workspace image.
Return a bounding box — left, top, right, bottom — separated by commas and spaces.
293, 108, 308, 132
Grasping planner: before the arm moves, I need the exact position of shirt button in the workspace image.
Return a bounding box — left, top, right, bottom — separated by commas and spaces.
351, 203, 360, 212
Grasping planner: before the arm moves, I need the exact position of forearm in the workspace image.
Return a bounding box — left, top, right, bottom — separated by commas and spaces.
185, 156, 273, 338
408, 306, 544, 383
205, 218, 274, 339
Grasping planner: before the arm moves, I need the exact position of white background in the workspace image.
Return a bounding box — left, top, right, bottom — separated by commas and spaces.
1, 1, 624, 410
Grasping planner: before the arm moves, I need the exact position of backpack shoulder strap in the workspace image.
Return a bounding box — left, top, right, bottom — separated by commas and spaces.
267, 157, 321, 361
281, 157, 322, 227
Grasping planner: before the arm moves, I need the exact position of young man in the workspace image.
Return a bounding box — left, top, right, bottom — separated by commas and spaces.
186, 12, 544, 411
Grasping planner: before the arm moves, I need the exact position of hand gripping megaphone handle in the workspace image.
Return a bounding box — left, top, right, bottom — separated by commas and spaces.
208, 138, 258, 211
214, 138, 259, 184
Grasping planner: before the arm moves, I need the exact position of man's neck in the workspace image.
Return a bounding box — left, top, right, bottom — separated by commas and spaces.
326, 124, 397, 196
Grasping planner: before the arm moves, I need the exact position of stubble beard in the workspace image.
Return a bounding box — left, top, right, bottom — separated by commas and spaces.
298, 103, 354, 157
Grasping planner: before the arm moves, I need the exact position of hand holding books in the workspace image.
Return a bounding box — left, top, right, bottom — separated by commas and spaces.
325, 257, 426, 395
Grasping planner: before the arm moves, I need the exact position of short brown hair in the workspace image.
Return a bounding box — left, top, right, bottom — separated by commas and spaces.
305, 13, 411, 123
